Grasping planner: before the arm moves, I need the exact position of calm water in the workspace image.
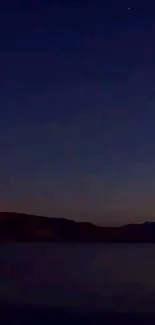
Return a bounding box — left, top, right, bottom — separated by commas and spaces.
1, 243, 155, 312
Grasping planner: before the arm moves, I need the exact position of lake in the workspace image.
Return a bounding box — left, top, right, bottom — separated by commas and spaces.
1, 243, 155, 312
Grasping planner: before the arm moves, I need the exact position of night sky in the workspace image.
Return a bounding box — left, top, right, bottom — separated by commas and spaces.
1, 1, 155, 225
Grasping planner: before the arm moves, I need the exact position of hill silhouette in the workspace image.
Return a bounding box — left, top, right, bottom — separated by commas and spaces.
0, 212, 155, 242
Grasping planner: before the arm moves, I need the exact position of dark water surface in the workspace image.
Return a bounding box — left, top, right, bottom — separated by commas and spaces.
0, 243, 155, 312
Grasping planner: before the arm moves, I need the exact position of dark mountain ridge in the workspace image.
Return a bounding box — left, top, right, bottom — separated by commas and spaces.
0, 212, 155, 242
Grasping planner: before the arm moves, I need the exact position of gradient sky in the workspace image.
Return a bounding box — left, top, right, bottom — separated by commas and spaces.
1, 1, 155, 225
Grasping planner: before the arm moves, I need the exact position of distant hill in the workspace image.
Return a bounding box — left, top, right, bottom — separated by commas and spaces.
0, 212, 155, 242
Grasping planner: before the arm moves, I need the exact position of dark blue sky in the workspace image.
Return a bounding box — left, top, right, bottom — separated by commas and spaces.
1, 0, 155, 225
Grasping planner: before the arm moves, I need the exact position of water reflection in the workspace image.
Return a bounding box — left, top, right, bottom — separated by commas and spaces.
0, 243, 155, 311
